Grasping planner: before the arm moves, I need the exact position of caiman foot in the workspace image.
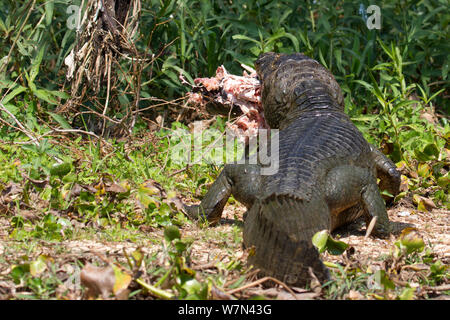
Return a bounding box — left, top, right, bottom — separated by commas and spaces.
183, 203, 221, 225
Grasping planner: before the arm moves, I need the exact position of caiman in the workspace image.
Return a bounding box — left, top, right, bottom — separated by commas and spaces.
185, 52, 401, 286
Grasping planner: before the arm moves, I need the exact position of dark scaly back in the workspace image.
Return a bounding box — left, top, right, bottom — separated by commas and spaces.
241, 52, 380, 286
255, 52, 344, 129
255, 52, 373, 201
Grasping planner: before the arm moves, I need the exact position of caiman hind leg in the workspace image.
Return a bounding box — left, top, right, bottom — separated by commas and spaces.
331, 149, 400, 231
325, 165, 391, 236
184, 163, 260, 225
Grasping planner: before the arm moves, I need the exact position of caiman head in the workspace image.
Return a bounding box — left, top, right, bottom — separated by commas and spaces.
255, 52, 345, 129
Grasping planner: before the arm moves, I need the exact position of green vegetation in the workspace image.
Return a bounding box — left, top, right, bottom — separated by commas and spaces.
0, 0, 448, 300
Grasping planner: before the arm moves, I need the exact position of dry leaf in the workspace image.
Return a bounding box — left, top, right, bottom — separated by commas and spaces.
163, 191, 186, 213
188, 119, 215, 133
80, 263, 116, 299
1, 183, 23, 201
111, 265, 131, 300
105, 183, 128, 194
18, 210, 41, 222
419, 108, 438, 124
156, 115, 163, 126
80, 263, 132, 300
210, 285, 235, 300
140, 179, 165, 198
348, 290, 364, 300
399, 175, 409, 192
413, 194, 437, 212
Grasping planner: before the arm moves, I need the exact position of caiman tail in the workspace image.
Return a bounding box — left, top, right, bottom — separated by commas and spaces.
243, 194, 331, 286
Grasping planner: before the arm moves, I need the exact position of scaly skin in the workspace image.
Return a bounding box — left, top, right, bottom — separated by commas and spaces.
185, 52, 401, 286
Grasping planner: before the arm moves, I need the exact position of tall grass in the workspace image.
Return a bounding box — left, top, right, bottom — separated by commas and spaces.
0, 0, 448, 145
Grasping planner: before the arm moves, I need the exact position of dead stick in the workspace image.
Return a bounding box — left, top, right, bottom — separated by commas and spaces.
226, 276, 298, 300
224, 269, 260, 288
424, 284, 450, 292
0, 102, 40, 147
168, 164, 191, 177
365, 216, 377, 238
101, 52, 112, 137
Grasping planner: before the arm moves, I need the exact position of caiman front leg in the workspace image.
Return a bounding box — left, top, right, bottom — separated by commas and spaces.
370, 144, 401, 198
184, 164, 260, 225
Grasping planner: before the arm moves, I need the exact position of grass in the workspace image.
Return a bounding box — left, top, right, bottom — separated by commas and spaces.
0, 0, 448, 300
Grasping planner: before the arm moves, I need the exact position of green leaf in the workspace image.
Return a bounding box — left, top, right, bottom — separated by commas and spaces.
378, 39, 395, 61
30, 257, 47, 276
430, 260, 447, 278
10, 264, 30, 284
168, 65, 194, 85
417, 163, 431, 178
312, 230, 348, 255
33, 89, 58, 105
392, 99, 418, 114
398, 287, 415, 300
48, 112, 72, 129
334, 48, 345, 73
50, 162, 72, 178
232, 34, 260, 45
283, 32, 300, 52
159, 202, 172, 216
0, 17, 7, 33
325, 236, 349, 255
414, 149, 432, 162
368, 71, 386, 105
182, 279, 203, 298
174, 241, 187, 253
374, 270, 395, 290
50, 90, 71, 100
30, 46, 46, 84
437, 174, 449, 188
44, 1, 54, 26
352, 79, 373, 91
1, 85, 27, 105
396, 228, 425, 255
421, 87, 444, 105
318, 48, 328, 69
312, 230, 329, 253
164, 225, 181, 242
351, 115, 377, 122
136, 193, 158, 208
131, 249, 144, 268
422, 143, 439, 159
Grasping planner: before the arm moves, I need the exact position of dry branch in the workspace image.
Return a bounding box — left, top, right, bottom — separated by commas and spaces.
62, 0, 142, 137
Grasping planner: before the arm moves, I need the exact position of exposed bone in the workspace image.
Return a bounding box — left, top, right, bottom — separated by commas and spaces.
187, 65, 266, 140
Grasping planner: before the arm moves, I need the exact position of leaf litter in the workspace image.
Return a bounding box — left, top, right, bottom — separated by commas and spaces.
0, 195, 448, 300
